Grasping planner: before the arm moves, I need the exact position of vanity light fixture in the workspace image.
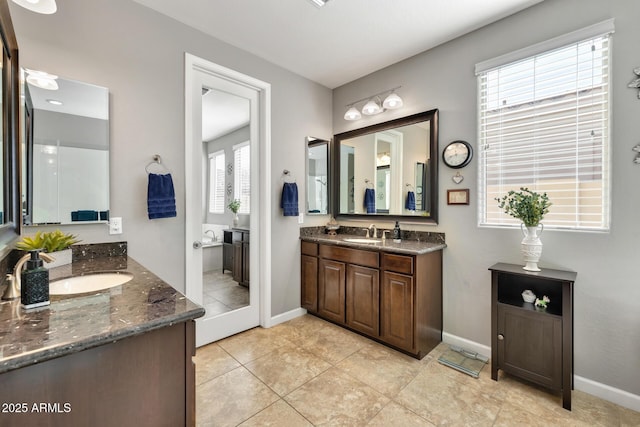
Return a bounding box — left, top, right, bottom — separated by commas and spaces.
25, 68, 59, 90
343, 86, 403, 121
11, 0, 57, 14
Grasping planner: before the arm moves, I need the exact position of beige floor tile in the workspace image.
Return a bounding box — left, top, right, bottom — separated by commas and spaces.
217, 326, 293, 364
196, 366, 279, 427
620, 405, 640, 427
337, 341, 423, 397
367, 402, 435, 426
396, 362, 501, 426
245, 342, 332, 396
285, 367, 389, 425
560, 390, 622, 427
195, 343, 241, 386
491, 373, 566, 414
239, 400, 313, 427
493, 401, 590, 427
269, 314, 328, 342
299, 322, 369, 364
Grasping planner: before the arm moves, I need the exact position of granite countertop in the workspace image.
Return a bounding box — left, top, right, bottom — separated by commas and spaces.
0, 256, 205, 374
300, 234, 447, 255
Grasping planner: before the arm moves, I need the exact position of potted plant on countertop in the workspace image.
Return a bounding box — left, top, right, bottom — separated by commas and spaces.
496, 187, 551, 272
16, 230, 81, 269
228, 199, 241, 228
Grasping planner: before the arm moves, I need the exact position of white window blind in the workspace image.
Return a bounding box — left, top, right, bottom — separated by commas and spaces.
233, 142, 250, 214
478, 31, 611, 231
208, 150, 225, 214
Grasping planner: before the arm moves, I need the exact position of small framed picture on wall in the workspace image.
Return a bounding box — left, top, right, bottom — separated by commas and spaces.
447, 189, 470, 205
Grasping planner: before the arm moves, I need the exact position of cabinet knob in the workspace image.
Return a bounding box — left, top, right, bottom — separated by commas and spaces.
497, 334, 504, 341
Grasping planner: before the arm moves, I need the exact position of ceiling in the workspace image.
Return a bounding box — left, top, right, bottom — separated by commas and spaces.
131, 0, 544, 89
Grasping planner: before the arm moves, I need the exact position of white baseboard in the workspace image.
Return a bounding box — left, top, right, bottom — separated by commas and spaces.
267, 307, 306, 327
442, 332, 491, 358
574, 375, 640, 412
442, 332, 640, 412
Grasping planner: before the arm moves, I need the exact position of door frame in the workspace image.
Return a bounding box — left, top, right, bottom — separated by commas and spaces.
184, 53, 272, 344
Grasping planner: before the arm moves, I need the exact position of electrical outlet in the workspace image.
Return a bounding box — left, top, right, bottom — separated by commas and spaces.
109, 217, 123, 235
298, 213, 304, 224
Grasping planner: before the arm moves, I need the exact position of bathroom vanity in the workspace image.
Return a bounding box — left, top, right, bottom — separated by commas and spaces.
301, 233, 445, 359
0, 252, 204, 427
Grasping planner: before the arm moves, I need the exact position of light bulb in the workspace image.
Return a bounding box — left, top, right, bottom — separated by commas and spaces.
383, 92, 403, 109
344, 106, 361, 121
362, 99, 382, 116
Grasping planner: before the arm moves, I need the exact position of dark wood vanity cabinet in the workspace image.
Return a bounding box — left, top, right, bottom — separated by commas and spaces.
224, 229, 250, 287
301, 241, 442, 359
490, 263, 575, 410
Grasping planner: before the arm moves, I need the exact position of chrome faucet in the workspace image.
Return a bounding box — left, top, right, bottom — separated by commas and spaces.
205, 229, 216, 241
1, 252, 56, 300
369, 224, 377, 239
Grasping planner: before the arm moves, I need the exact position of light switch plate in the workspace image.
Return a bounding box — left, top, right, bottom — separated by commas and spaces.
298, 213, 304, 224
109, 217, 123, 235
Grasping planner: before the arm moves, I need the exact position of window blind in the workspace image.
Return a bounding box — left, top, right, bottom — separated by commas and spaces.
208, 150, 225, 214
233, 142, 250, 214
478, 32, 611, 231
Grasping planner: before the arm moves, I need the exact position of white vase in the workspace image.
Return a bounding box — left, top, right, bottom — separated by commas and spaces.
521, 224, 543, 272
45, 248, 73, 269
232, 213, 239, 227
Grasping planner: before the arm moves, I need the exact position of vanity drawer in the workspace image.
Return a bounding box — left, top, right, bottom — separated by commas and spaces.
381, 253, 414, 275
319, 245, 379, 269
301, 241, 318, 256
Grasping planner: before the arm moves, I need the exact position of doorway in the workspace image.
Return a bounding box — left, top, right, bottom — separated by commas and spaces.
185, 54, 272, 347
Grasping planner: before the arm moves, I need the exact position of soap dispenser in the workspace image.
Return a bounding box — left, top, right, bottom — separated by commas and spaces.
393, 221, 402, 243
21, 250, 50, 309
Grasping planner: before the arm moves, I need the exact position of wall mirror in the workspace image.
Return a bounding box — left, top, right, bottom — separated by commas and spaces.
333, 109, 438, 224
22, 72, 109, 226
0, 1, 21, 259
306, 136, 329, 215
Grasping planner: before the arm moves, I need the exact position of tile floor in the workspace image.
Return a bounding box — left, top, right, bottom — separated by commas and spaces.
202, 270, 249, 316
195, 315, 640, 426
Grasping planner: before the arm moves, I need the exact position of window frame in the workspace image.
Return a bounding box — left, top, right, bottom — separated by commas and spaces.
208, 149, 225, 214
476, 20, 614, 232
233, 141, 250, 214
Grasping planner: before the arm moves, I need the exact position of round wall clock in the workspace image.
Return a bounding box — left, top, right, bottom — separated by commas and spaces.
442, 140, 473, 169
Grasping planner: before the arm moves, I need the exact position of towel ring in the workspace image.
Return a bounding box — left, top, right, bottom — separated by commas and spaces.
146, 154, 171, 174
406, 183, 414, 191
365, 179, 374, 188
282, 169, 296, 183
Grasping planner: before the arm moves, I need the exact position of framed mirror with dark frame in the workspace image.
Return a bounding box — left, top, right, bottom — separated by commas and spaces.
333, 109, 439, 224
306, 136, 330, 215
0, 0, 22, 259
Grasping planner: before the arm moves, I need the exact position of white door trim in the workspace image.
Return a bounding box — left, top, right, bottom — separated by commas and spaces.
184, 53, 272, 343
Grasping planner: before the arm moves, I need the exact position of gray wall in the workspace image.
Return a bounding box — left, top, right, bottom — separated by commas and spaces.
10, 0, 332, 316
333, 0, 640, 397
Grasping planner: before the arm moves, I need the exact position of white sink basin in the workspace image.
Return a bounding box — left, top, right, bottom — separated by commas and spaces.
50, 272, 134, 295
343, 238, 382, 244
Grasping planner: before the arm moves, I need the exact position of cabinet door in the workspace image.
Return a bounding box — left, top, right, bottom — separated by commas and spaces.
381, 271, 414, 351
222, 243, 234, 273
346, 265, 379, 336
243, 242, 250, 285
497, 304, 562, 389
232, 242, 243, 283
301, 255, 318, 313
318, 259, 346, 324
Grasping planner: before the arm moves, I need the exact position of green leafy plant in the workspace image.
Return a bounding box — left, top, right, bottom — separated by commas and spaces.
495, 187, 551, 227
16, 230, 81, 253
227, 199, 241, 214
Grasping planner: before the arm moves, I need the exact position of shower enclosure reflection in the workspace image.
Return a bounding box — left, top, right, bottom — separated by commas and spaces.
306, 136, 329, 215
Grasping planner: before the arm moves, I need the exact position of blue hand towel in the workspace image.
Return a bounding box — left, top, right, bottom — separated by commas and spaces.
364, 188, 376, 213
406, 191, 416, 211
281, 182, 299, 216
148, 173, 177, 219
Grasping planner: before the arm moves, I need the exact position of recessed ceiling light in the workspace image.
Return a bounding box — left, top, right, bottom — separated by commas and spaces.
308, 0, 330, 8
46, 99, 63, 106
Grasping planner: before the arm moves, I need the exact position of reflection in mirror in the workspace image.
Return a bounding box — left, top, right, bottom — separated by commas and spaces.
306, 137, 329, 215
22, 73, 109, 225
333, 109, 438, 223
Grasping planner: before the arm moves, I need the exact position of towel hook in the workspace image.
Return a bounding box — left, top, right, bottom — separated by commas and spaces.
365, 179, 374, 188
282, 169, 295, 183
406, 183, 414, 191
